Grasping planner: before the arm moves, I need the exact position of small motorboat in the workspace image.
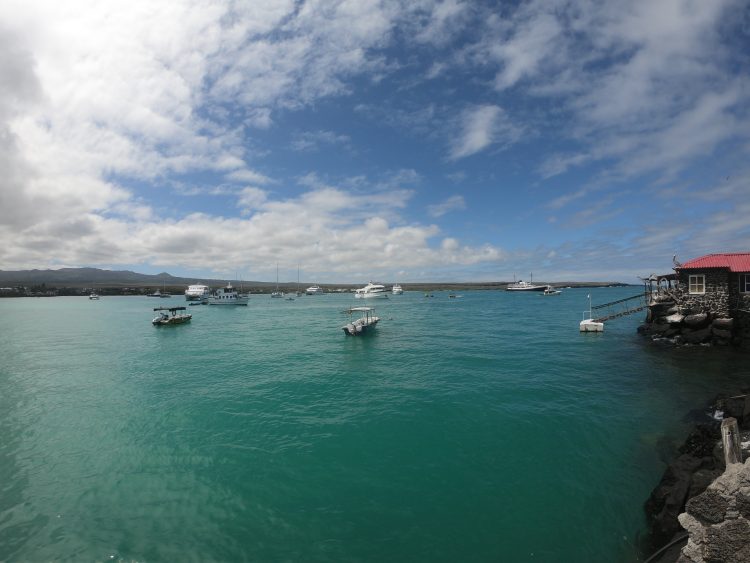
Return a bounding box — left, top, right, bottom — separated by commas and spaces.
541, 286, 561, 296
89, 292, 100, 300
152, 306, 192, 326
342, 307, 380, 336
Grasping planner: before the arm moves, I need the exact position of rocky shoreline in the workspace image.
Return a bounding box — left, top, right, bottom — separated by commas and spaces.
643, 393, 750, 562
638, 299, 746, 347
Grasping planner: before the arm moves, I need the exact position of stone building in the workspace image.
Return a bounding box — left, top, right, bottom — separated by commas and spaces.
675, 253, 750, 318
640, 253, 750, 346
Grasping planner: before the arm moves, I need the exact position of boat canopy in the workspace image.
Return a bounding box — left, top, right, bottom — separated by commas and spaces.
348, 307, 374, 312
153, 306, 187, 312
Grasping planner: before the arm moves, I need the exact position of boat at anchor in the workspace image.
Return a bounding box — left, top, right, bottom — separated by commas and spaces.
342, 306, 380, 336
208, 283, 249, 305
152, 306, 192, 325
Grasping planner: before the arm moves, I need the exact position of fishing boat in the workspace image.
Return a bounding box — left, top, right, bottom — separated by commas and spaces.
541, 286, 561, 296
342, 306, 380, 336
152, 306, 192, 325
306, 285, 324, 295
506, 274, 546, 292
354, 282, 389, 299
185, 284, 210, 302
392, 284, 404, 295
208, 283, 249, 305
580, 294, 603, 332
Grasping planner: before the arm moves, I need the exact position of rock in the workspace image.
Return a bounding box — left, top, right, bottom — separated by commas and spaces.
713, 318, 734, 330
736, 493, 750, 519
686, 489, 729, 524
704, 519, 750, 562
713, 328, 733, 339
646, 454, 705, 547
667, 305, 681, 315
685, 313, 709, 328
667, 313, 685, 324
684, 327, 712, 344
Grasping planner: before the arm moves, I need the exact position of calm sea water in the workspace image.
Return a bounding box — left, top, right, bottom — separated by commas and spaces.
1, 289, 749, 562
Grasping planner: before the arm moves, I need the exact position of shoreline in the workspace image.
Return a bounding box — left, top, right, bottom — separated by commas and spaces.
643, 391, 750, 561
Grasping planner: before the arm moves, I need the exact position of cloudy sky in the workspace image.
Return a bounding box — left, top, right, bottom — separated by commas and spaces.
1, 0, 749, 283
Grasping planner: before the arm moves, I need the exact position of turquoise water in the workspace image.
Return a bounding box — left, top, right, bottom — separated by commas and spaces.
1, 289, 748, 562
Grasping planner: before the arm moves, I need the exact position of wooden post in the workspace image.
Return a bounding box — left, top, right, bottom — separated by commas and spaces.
721, 417, 742, 467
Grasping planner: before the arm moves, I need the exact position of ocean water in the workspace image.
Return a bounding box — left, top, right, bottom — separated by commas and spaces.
1, 288, 749, 562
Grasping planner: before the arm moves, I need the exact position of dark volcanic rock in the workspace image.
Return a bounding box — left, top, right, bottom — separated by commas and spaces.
713, 318, 734, 330
679, 423, 722, 458
736, 493, 750, 519
686, 489, 728, 524
713, 328, 732, 340
685, 313, 709, 328
684, 327, 712, 344
646, 454, 705, 547
704, 519, 750, 563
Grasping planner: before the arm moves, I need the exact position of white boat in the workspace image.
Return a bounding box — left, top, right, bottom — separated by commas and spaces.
306, 285, 324, 295
342, 307, 380, 335
208, 283, 249, 305
580, 294, 603, 332
355, 282, 389, 299
392, 284, 404, 295
271, 264, 283, 298
185, 284, 210, 302
506, 274, 546, 292
541, 286, 561, 296
152, 306, 192, 325
89, 292, 100, 300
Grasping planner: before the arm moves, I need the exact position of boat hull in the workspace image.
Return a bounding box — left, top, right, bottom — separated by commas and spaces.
354, 292, 389, 299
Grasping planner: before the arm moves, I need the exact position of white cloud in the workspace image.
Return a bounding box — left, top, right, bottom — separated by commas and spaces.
428, 195, 466, 217
290, 130, 351, 152
449, 104, 522, 160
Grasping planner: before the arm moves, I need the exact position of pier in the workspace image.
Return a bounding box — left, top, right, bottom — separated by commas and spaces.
590, 293, 648, 323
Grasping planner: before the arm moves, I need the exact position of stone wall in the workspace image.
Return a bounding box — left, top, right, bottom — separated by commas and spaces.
675, 270, 731, 317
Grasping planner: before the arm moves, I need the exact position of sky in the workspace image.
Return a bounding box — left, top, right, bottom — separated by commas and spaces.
0, 0, 749, 283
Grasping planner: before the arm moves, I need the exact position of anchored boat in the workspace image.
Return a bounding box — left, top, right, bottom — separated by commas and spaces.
506, 273, 546, 291
541, 286, 561, 296
342, 306, 380, 336
355, 282, 389, 299
208, 283, 249, 305
152, 306, 192, 325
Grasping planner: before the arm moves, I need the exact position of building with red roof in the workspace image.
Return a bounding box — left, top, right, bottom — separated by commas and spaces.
640, 253, 750, 346
672, 252, 750, 326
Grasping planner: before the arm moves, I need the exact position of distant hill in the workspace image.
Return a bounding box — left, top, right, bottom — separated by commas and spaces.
0, 268, 232, 288
0, 267, 631, 290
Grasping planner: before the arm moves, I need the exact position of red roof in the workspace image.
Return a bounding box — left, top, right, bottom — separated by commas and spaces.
678, 253, 750, 272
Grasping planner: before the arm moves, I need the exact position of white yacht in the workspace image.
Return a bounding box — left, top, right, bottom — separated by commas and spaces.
306, 285, 324, 295
541, 286, 561, 296
185, 284, 210, 302
392, 284, 404, 295
506, 274, 546, 292
208, 283, 249, 305
355, 282, 389, 299
89, 292, 100, 300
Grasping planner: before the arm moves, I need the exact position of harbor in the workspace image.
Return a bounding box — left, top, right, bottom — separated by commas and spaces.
1, 287, 748, 561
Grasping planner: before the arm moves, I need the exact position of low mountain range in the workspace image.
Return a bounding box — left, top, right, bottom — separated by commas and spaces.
0, 267, 629, 291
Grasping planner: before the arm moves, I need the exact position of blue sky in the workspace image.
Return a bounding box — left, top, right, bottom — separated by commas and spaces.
1, 0, 749, 283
